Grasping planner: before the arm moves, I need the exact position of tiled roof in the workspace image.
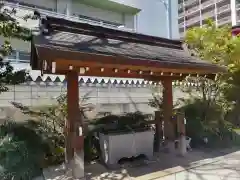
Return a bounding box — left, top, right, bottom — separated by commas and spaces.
31, 16, 225, 73
33, 31, 220, 71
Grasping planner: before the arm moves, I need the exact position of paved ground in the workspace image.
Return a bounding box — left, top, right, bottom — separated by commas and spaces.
40, 147, 240, 180
85, 148, 240, 180
159, 150, 240, 180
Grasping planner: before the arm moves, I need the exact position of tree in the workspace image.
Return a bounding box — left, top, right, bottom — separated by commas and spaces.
183, 20, 240, 139
0, 3, 34, 92
184, 20, 240, 115
11, 91, 95, 133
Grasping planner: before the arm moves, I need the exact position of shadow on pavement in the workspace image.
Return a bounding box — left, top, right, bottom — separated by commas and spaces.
85, 147, 240, 180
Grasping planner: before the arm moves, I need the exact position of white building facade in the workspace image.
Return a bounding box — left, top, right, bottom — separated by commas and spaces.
0, 0, 181, 120
178, 0, 240, 38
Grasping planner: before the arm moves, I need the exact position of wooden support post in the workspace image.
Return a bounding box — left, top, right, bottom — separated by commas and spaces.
177, 113, 187, 156
177, 113, 186, 136
154, 111, 162, 152
162, 79, 175, 152
66, 71, 84, 178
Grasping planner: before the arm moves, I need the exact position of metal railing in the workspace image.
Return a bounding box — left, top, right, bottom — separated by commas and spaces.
216, 0, 228, 3
201, 10, 215, 19
184, 0, 198, 8
218, 16, 231, 26
4, 58, 29, 63
179, 21, 185, 28
185, 16, 200, 26
4, 50, 30, 63
201, 0, 214, 9
3, 0, 134, 31
179, 3, 200, 19
217, 4, 231, 14
185, 5, 200, 16
181, 0, 230, 19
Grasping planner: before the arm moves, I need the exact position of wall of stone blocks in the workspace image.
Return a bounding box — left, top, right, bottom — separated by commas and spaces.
0, 83, 189, 123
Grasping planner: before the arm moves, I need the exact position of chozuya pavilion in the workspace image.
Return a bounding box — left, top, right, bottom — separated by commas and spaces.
30, 15, 225, 178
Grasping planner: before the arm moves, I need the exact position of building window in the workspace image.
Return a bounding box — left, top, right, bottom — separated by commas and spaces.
18, 51, 30, 62
5, 50, 30, 63
74, 13, 124, 28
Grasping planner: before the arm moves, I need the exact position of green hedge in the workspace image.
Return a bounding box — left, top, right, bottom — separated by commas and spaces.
0, 120, 65, 180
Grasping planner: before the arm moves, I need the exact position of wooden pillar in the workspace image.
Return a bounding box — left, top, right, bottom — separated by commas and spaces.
177, 113, 187, 156
154, 111, 162, 152
66, 71, 84, 178
162, 79, 175, 141
177, 113, 186, 136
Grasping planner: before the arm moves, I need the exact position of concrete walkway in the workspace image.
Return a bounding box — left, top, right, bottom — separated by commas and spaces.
159, 150, 240, 180
39, 148, 240, 180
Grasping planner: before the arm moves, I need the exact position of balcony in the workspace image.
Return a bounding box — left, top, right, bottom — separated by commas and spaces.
201, 0, 214, 9
3, 0, 134, 31
178, 4, 184, 11
185, 17, 200, 27
178, 18, 185, 24
186, 5, 200, 14
179, 32, 185, 38
216, 0, 228, 3
179, 21, 185, 28
218, 16, 231, 26
179, 12, 185, 19
184, 0, 198, 8
202, 10, 215, 19
217, 4, 231, 14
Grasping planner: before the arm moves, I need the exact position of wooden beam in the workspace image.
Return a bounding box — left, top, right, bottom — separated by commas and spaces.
36, 47, 223, 74
41, 58, 217, 81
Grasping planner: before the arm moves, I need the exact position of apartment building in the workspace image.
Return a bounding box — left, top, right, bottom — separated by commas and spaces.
0, 0, 182, 120
178, 0, 240, 37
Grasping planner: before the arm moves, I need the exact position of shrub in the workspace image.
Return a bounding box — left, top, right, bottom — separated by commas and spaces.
0, 121, 44, 180
91, 111, 151, 134
182, 98, 234, 148
0, 119, 67, 180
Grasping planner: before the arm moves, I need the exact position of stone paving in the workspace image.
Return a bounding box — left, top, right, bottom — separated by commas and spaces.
39, 147, 240, 180
85, 148, 240, 180
138, 149, 240, 180
159, 151, 240, 180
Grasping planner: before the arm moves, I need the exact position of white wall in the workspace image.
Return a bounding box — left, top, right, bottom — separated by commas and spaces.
4, 0, 178, 38
71, 1, 135, 29
72, 2, 123, 24
110, 0, 179, 38
57, 0, 70, 14
54, 0, 179, 38
170, 0, 180, 39
0, 37, 30, 52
